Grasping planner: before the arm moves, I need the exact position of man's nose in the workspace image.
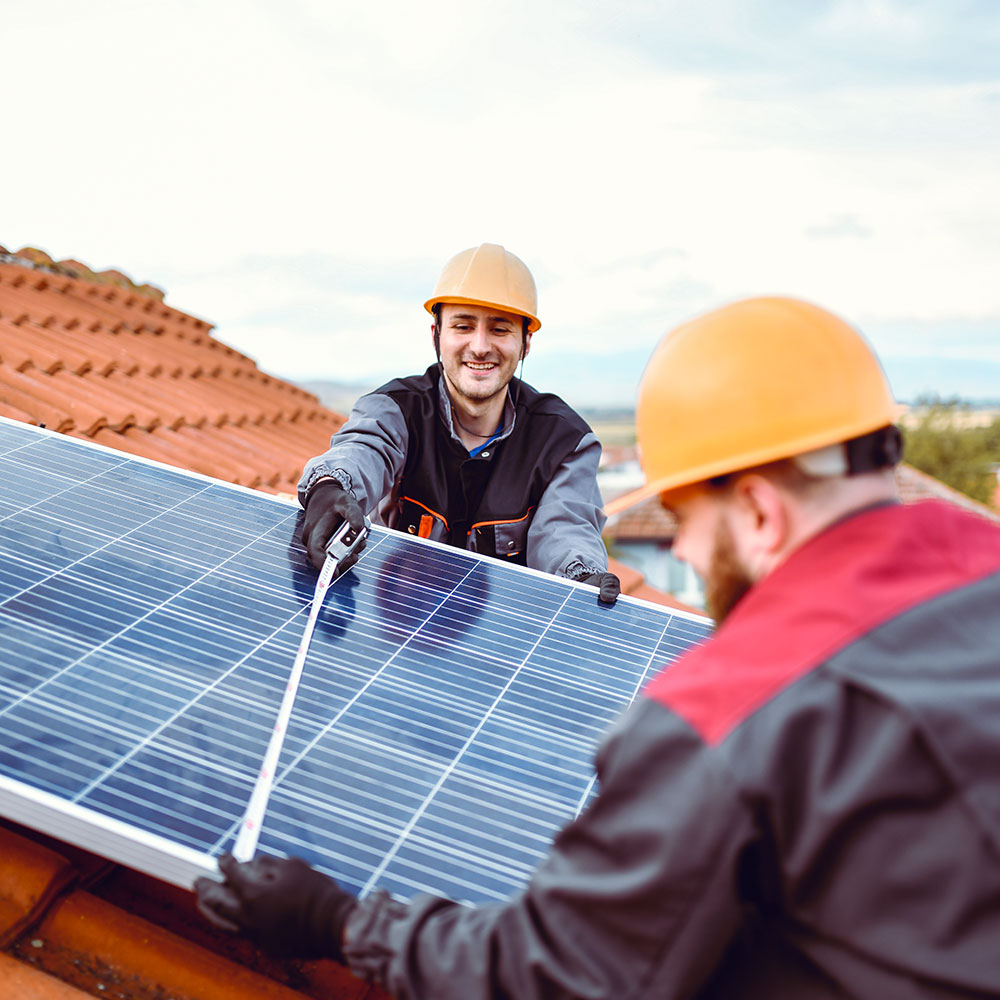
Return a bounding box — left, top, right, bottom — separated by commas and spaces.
469, 326, 490, 354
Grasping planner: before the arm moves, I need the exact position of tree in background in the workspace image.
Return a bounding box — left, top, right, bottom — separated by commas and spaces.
901, 395, 1000, 507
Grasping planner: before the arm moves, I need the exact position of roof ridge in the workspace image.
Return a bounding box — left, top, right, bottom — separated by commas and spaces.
1, 246, 166, 302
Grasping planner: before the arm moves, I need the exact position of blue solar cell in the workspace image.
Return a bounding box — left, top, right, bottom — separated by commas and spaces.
0, 699, 136, 796
0, 456, 75, 509
0, 420, 41, 453
81, 743, 252, 850
0, 511, 111, 571
0, 555, 50, 604
91, 461, 206, 509
65, 541, 207, 606
0, 617, 91, 699
0, 416, 710, 899
13, 434, 126, 479
3, 572, 156, 645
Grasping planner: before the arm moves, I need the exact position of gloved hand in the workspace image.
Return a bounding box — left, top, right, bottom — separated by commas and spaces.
194, 853, 356, 961
581, 571, 620, 605
301, 479, 366, 571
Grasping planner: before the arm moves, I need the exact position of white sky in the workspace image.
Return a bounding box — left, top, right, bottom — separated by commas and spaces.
5, 0, 999, 404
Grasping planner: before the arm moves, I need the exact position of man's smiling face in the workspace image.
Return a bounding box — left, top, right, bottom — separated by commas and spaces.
436, 303, 530, 407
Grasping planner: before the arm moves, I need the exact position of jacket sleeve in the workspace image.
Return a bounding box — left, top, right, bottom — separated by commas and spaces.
527, 431, 609, 579
342, 699, 754, 1000
297, 390, 409, 511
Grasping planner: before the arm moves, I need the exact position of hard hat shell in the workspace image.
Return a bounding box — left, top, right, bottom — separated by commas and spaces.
624, 296, 898, 507
424, 243, 541, 333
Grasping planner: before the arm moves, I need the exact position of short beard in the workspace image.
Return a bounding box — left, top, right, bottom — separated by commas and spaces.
704, 518, 754, 625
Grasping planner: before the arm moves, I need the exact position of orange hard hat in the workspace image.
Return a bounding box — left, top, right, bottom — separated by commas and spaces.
424, 243, 541, 332
619, 296, 898, 508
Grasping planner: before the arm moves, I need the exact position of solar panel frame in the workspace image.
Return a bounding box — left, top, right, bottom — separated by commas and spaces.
0, 415, 712, 898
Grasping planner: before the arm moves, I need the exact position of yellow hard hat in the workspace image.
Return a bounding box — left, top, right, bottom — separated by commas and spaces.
424, 243, 541, 333
620, 296, 898, 508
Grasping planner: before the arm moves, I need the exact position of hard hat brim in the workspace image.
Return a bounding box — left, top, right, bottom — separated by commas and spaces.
424, 295, 541, 333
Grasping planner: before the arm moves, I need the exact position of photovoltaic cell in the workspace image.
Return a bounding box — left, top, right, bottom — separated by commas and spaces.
0, 416, 712, 899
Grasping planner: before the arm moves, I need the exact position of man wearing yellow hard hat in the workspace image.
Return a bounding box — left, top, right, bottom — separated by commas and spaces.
198, 297, 1000, 996
296, 243, 619, 603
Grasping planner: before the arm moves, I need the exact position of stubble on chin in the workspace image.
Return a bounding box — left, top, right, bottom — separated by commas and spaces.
446, 361, 510, 403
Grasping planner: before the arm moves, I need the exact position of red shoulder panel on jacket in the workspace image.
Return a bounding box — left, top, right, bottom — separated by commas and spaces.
645, 501, 1000, 746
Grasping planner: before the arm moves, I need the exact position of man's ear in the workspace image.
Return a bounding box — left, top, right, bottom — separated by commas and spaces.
522, 331, 532, 359
730, 473, 788, 560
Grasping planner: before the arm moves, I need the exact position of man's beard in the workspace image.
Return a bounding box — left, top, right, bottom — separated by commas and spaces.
704, 518, 755, 625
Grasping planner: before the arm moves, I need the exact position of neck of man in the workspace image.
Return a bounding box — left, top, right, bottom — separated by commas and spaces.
445, 378, 507, 451
769, 468, 900, 576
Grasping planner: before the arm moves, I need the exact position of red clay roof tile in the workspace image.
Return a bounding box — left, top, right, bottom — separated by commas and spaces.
0, 954, 90, 1000
103, 370, 186, 429
894, 463, 1000, 522
22, 320, 100, 375
0, 819, 390, 999
47, 369, 142, 432
0, 318, 52, 375
0, 363, 95, 434
0, 319, 68, 374
0, 398, 40, 425
605, 495, 677, 542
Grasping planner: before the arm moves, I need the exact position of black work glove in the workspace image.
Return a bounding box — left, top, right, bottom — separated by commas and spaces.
581, 571, 620, 605
301, 479, 366, 572
194, 853, 356, 961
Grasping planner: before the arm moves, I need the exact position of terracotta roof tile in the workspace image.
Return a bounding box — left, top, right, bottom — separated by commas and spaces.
103, 370, 187, 429
0, 398, 40, 426
0, 954, 89, 999
605, 495, 677, 542
0, 318, 72, 374
894, 463, 1000, 522
4, 309, 109, 375
172, 424, 273, 487
0, 817, 388, 1000
606, 556, 702, 615
0, 363, 99, 434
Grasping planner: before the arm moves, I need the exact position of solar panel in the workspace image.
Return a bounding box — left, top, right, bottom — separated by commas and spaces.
0, 415, 712, 901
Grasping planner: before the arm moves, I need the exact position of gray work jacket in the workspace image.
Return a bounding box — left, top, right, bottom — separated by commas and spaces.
298, 366, 608, 580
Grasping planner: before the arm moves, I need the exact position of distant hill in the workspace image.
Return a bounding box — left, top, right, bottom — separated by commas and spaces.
515, 351, 1000, 410
879, 357, 1000, 405
297, 380, 377, 415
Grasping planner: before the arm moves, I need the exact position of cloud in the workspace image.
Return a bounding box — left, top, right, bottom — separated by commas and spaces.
4, 0, 998, 406
580, 0, 1000, 89
804, 213, 873, 239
